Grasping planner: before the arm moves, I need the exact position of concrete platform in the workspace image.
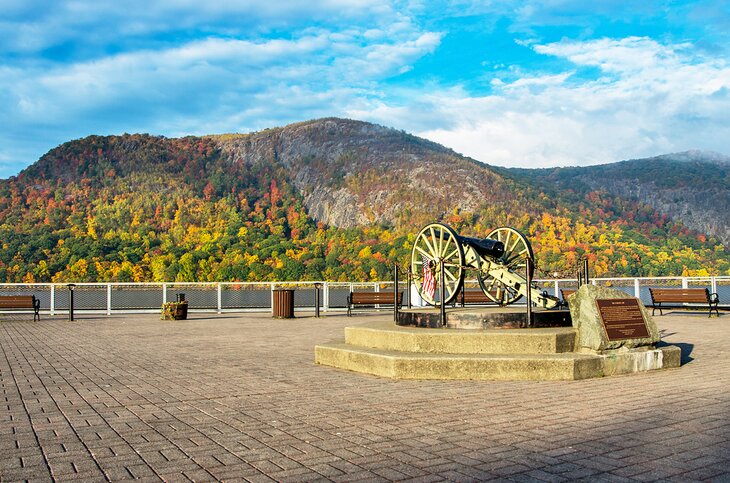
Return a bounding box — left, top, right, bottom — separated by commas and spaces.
315, 320, 681, 380
397, 306, 572, 328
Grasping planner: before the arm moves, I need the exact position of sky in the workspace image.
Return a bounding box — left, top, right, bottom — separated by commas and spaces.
2, 0, 730, 178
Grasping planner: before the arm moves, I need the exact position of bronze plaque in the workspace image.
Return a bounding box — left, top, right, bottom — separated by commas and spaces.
596, 298, 650, 340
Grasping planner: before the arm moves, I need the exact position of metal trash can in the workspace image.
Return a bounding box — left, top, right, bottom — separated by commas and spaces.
272, 289, 295, 318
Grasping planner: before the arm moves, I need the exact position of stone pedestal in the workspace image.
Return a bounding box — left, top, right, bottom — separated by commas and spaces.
567, 285, 659, 352
397, 307, 572, 329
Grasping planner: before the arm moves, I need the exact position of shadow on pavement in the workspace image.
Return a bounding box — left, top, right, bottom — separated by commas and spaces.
658, 340, 694, 365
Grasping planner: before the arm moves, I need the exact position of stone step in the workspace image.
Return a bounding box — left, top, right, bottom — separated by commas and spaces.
315, 342, 603, 380
345, 320, 577, 354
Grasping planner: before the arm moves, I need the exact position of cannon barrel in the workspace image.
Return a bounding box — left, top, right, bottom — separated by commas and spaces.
458, 235, 505, 260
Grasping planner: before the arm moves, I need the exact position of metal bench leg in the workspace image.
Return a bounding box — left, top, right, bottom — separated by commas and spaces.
709, 303, 719, 318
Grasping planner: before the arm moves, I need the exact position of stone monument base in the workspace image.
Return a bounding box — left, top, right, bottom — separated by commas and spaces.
397, 306, 572, 329
315, 320, 681, 380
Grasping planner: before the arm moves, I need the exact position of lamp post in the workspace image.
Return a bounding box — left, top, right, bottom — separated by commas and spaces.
525, 257, 533, 328
67, 284, 76, 321
314, 282, 322, 318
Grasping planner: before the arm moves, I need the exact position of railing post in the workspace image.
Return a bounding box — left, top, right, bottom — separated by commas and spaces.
50, 284, 55, 316
271, 283, 275, 315
217, 283, 222, 314
634, 278, 641, 299
323, 282, 329, 312
107, 284, 112, 316
711, 276, 717, 294
682, 277, 688, 289
162, 283, 167, 304
554, 279, 559, 299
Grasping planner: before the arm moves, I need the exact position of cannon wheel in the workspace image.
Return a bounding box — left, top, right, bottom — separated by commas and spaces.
410, 223, 464, 306
478, 226, 534, 305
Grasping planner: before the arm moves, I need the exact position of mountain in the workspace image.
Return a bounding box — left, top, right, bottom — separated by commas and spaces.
0, 118, 727, 283
212, 118, 512, 229
503, 151, 730, 246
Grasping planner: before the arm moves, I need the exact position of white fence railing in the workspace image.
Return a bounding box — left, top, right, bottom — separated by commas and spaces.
0, 276, 727, 316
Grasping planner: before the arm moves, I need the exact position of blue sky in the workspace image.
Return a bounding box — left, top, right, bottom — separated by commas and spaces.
2, 0, 730, 178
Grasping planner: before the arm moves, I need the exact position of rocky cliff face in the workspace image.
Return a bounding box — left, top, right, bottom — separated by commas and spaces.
212, 118, 512, 228
508, 151, 730, 247
581, 178, 729, 246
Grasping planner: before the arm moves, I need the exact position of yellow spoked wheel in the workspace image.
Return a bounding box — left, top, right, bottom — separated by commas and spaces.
410, 223, 464, 306
478, 226, 533, 305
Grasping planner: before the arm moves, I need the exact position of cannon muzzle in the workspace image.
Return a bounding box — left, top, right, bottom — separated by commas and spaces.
458, 235, 505, 260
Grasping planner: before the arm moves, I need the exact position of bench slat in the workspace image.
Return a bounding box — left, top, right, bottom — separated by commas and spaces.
650, 288, 709, 303
459, 290, 492, 303
351, 293, 401, 303
0, 301, 36, 308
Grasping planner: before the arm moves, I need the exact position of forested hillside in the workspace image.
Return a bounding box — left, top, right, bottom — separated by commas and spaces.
0, 118, 727, 283
506, 151, 730, 246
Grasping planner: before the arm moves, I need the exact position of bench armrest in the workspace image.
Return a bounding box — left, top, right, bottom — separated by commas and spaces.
710, 292, 720, 304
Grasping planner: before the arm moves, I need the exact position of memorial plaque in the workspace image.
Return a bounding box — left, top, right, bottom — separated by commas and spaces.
596, 298, 650, 340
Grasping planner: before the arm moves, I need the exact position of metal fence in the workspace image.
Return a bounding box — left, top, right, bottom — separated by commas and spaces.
0, 277, 727, 316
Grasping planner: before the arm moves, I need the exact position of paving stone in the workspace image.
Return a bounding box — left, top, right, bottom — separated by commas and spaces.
1, 313, 729, 482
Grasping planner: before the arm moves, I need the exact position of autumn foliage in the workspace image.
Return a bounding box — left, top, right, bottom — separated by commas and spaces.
0, 129, 727, 283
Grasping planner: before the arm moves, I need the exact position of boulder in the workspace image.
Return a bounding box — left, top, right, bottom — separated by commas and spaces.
568, 285, 659, 353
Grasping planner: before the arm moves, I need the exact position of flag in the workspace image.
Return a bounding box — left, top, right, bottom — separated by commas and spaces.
422, 255, 436, 299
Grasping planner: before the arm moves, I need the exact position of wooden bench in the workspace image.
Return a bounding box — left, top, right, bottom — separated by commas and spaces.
0, 295, 41, 321
347, 291, 403, 316
456, 289, 494, 306
649, 288, 719, 317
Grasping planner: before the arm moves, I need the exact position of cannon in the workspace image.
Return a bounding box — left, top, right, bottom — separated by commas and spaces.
410, 223, 560, 309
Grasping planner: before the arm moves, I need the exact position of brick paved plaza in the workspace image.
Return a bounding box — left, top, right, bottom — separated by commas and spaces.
1, 311, 729, 482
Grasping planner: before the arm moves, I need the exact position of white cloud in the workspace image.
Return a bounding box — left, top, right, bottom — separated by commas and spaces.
0, 1, 395, 59
3, 1, 730, 178
0, 8, 442, 176
390, 37, 730, 167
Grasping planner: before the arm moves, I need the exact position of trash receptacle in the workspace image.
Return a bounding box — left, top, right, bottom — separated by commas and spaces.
273, 289, 295, 318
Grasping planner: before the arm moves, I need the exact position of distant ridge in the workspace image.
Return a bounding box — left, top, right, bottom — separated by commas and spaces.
504, 150, 730, 246
650, 150, 730, 165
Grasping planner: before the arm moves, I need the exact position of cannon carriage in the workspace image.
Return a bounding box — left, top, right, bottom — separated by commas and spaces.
410, 223, 560, 309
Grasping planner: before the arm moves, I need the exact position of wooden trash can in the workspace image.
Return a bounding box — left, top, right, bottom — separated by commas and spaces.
272, 289, 295, 318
